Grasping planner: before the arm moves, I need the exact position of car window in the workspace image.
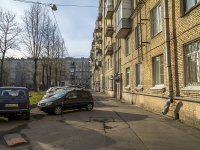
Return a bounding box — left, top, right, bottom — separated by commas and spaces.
52, 90, 68, 98
0, 89, 26, 99
66, 91, 77, 99
77, 91, 90, 98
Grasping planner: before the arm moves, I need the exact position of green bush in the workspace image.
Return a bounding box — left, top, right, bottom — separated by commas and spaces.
29, 91, 45, 105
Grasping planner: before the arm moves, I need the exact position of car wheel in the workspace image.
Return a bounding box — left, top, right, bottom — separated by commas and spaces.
24, 112, 30, 120
86, 103, 93, 111
53, 106, 63, 115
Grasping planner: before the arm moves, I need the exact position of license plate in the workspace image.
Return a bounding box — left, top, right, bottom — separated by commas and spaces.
5, 104, 18, 107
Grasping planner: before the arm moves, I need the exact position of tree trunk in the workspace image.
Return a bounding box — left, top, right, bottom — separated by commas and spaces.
42, 65, 46, 90
0, 53, 5, 87
34, 58, 38, 92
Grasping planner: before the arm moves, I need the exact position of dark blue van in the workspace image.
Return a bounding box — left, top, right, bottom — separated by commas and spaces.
0, 87, 30, 120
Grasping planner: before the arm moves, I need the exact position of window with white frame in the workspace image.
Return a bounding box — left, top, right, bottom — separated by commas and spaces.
153, 55, 164, 85
135, 25, 142, 49
116, 1, 122, 26
126, 67, 130, 86
136, 63, 143, 86
185, 39, 200, 86
126, 37, 130, 56
151, 4, 162, 36
184, 0, 200, 12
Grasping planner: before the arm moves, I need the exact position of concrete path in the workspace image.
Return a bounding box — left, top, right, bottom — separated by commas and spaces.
92, 91, 200, 150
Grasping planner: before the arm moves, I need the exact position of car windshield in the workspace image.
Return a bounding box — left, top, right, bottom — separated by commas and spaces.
0, 89, 26, 99
51, 90, 68, 98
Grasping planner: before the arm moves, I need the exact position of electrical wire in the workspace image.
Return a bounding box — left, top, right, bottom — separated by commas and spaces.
13, 0, 132, 10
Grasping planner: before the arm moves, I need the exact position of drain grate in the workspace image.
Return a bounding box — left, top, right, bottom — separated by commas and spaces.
90, 117, 114, 123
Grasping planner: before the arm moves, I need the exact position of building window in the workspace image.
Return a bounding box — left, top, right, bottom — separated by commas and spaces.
151, 4, 162, 37
184, 39, 200, 86
116, 38, 121, 50
126, 37, 130, 56
153, 55, 164, 85
108, 59, 110, 70
184, 0, 200, 12
136, 63, 142, 86
135, 25, 141, 49
126, 67, 130, 86
116, 1, 122, 25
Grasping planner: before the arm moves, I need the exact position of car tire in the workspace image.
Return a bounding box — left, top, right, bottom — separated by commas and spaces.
24, 112, 30, 120
86, 103, 93, 111
53, 106, 63, 115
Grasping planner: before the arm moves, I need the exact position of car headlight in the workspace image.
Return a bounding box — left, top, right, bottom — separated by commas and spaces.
45, 102, 53, 106
38, 101, 53, 107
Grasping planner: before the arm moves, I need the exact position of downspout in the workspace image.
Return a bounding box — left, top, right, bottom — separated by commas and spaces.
162, 0, 174, 115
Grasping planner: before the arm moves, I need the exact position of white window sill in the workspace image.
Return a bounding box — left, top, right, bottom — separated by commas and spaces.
182, 86, 200, 91
150, 84, 165, 90
125, 85, 130, 90
135, 85, 143, 91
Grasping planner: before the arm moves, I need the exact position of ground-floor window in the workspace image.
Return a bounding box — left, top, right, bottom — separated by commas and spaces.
126, 67, 130, 86
153, 55, 164, 85
136, 63, 143, 86
185, 39, 200, 86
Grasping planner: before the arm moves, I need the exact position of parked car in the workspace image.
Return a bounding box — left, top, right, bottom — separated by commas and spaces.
46, 87, 65, 94
38, 89, 94, 115
42, 89, 65, 99
0, 87, 31, 120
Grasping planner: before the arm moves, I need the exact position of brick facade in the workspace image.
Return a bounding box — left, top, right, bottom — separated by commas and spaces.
90, 0, 200, 129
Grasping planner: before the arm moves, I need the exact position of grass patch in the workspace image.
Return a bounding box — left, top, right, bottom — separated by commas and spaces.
29, 91, 45, 105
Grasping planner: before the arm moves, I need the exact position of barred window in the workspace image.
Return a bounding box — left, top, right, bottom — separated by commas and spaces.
185, 39, 200, 86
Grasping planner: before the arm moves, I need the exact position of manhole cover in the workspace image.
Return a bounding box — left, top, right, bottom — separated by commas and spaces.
90, 117, 114, 122
3, 133, 27, 147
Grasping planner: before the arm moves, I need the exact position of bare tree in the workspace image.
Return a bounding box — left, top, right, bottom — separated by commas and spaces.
0, 9, 21, 86
22, 4, 48, 91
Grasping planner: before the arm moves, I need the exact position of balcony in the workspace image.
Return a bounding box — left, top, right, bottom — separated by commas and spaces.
116, 18, 131, 38
105, 0, 114, 19
105, 45, 113, 55
95, 21, 102, 33
105, 26, 114, 37
97, 37, 102, 44
97, 7, 102, 21
96, 61, 102, 67
96, 47, 102, 54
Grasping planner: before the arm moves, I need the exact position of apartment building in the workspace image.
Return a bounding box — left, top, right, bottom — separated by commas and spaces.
3, 57, 90, 89
90, 0, 200, 129
70, 57, 90, 88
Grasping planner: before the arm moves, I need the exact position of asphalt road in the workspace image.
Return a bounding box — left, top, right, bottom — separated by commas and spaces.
1, 91, 200, 150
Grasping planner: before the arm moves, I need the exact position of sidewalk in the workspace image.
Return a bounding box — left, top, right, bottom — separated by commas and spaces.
91, 91, 200, 150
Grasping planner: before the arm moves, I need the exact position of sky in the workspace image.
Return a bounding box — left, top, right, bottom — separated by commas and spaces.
0, 0, 99, 58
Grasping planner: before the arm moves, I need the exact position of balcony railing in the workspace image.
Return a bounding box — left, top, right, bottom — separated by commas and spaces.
105, 26, 114, 37
96, 47, 102, 53
116, 18, 131, 38
105, 45, 113, 55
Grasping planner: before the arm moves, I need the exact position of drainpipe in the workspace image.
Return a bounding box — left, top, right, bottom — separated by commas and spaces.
162, 0, 174, 115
